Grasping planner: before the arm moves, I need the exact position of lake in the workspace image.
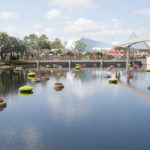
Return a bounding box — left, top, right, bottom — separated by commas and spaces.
0, 67, 150, 150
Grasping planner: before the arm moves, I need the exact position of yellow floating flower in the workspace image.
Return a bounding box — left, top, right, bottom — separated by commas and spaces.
14, 68, 20, 72
19, 86, 33, 91
146, 69, 150, 73
109, 78, 118, 84
28, 72, 36, 76
20, 92, 33, 96
46, 65, 50, 68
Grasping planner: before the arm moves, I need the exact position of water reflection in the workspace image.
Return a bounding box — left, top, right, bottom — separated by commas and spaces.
0, 69, 28, 97
0, 102, 7, 111
20, 92, 34, 96
0, 67, 150, 98
1, 67, 150, 149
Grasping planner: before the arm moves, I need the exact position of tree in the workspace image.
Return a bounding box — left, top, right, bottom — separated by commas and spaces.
55, 49, 62, 55
16, 40, 26, 57
96, 52, 103, 57
85, 52, 93, 56
67, 51, 74, 56
0, 32, 27, 60
0, 33, 9, 59
74, 41, 86, 52
51, 38, 63, 49
24, 34, 39, 50
39, 34, 48, 41
38, 34, 51, 49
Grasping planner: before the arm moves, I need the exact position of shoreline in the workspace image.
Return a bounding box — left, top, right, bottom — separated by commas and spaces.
0, 65, 14, 69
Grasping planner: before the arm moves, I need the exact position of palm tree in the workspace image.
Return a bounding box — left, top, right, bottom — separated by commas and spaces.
0, 32, 27, 60
0, 32, 9, 59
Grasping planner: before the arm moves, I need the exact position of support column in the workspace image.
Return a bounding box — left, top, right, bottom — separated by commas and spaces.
115, 49, 118, 60
37, 59, 40, 70
68, 59, 71, 70
126, 46, 130, 68
132, 48, 135, 65
101, 59, 103, 67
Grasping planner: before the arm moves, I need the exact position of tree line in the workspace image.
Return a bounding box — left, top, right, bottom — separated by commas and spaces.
0, 32, 89, 60
0, 32, 67, 60
24, 34, 63, 51
0, 32, 26, 60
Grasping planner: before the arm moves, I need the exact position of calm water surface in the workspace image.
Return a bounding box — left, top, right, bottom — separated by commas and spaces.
0, 67, 150, 150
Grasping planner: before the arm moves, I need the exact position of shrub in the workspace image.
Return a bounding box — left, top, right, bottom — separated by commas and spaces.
12, 60, 28, 65
10, 56, 18, 61
0, 60, 11, 66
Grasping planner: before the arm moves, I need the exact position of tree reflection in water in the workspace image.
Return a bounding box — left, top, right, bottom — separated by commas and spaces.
0, 69, 28, 97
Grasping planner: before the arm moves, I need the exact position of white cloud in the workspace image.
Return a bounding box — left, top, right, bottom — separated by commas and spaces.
111, 41, 120, 45
134, 9, 150, 16
65, 40, 77, 49
111, 18, 122, 29
0, 11, 19, 19
65, 18, 101, 33
31, 24, 42, 30
45, 9, 61, 19
44, 28, 56, 40
45, 71, 120, 123
65, 18, 146, 41
50, 0, 94, 9
3, 25, 28, 37
44, 27, 55, 34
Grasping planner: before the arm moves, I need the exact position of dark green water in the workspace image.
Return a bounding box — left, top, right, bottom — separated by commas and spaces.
0, 67, 150, 150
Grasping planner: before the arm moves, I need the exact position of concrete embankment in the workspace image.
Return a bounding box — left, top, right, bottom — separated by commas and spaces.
0, 65, 14, 69
27, 59, 144, 68
0, 59, 144, 69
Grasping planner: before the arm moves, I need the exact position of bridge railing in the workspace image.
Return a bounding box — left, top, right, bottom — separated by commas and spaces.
23, 55, 147, 62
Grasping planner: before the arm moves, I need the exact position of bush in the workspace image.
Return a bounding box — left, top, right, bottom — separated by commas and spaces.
0, 62, 5, 66
67, 52, 74, 56
4, 60, 11, 65
0, 59, 28, 65
96, 52, 103, 56
85, 52, 93, 56
12, 60, 28, 65
10, 56, 18, 61
0, 60, 11, 66
107, 55, 114, 59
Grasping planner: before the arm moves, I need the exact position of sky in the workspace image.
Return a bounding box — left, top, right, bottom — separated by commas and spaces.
0, 0, 150, 44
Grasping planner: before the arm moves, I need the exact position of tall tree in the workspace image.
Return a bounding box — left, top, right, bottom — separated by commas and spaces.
0, 33, 27, 60
24, 34, 39, 50
38, 34, 51, 49
74, 41, 86, 52
51, 38, 63, 49
0, 33, 9, 59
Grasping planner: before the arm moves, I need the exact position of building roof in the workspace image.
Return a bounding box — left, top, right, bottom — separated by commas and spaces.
80, 37, 112, 51
128, 32, 150, 50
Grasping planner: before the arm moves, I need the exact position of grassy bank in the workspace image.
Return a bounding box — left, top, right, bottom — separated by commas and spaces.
0, 60, 29, 66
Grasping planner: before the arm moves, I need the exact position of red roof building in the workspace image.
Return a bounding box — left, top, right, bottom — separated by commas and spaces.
108, 49, 127, 55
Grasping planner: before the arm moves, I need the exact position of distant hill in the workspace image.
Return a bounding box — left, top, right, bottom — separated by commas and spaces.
80, 37, 112, 51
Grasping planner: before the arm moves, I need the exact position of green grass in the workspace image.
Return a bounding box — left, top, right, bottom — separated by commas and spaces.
0, 59, 28, 66
0, 62, 6, 66
12, 60, 28, 65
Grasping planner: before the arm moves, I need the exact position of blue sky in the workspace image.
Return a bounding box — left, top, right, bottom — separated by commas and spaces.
0, 0, 150, 43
